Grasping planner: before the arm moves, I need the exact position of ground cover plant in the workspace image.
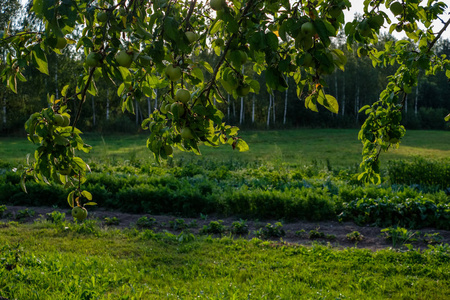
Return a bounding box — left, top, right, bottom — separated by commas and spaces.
0, 221, 449, 299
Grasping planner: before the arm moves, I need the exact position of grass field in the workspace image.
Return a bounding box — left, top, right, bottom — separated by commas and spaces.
1, 129, 449, 167
0, 221, 449, 300
1, 129, 449, 299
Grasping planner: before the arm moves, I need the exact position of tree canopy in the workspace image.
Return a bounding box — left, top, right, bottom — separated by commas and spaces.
0, 0, 449, 209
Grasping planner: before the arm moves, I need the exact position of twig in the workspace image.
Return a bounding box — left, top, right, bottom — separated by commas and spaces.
71, 67, 97, 132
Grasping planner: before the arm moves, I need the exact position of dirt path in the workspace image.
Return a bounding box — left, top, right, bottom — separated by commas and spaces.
3, 206, 450, 251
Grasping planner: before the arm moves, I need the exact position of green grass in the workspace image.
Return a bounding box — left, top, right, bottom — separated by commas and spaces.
0, 221, 449, 299
1, 129, 449, 167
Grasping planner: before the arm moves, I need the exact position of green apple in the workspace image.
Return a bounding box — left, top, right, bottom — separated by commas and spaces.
303, 52, 314, 68
175, 89, 191, 103
359, 48, 368, 57
301, 22, 315, 37
54, 114, 65, 126
390, 2, 403, 16
165, 65, 182, 81
181, 127, 194, 139
116, 50, 133, 68
72, 206, 88, 221
62, 114, 70, 127
171, 102, 185, 117
160, 102, 169, 114
59, 166, 72, 175
185, 31, 198, 44
163, 144, 173, 156
239, 50, 248, 65
55, 37, 67, 49
210, 0, 226, 11
86, 52, 101, 67
372, 14, 384, 27
301, 36, 314, 49
97, 11, 108, 23
328, 6, 342, 18
236, 84, 250, 97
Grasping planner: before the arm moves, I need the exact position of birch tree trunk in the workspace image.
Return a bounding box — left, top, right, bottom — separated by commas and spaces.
2, 93, 6, 126
106, 89, 110, 120
55, 58, 59, 99
135, 98, 139, 126
91, 96, 96, 126
272, 93, 276, 124
267, 94, 272, 127
252, 95, 255, 124
342, 74, 346, 116
283, 82, 288, 125
415, 84, 418, 115
227, 94, 230, 122
153, 89, 158, 110
355, 86, 360, 122
240, 97, 244, 124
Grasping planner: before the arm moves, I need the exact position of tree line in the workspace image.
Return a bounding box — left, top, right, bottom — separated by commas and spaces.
1, 34, 449, 134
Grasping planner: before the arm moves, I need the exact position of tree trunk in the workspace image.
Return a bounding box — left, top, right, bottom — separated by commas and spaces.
2, 93, 6, 125
91, 96, 96, 126
415, 84, 418, 115
267, 94, 272, 127
106, 89, 110, 120
272, 93, 276, 124
342, 74, 346, 116
240, 97, 244, 124
55, 58, 59, 99
355, 86, 360, 122
283, 81, 288, 125
153, 89, 158, 110
135, 97, 139, 126
227, 94, 230, 122
252, 95, 255, 124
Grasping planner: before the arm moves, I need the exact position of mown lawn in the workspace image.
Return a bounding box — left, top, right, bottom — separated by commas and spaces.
0, 221, 449, 299
1, 129, 449, 167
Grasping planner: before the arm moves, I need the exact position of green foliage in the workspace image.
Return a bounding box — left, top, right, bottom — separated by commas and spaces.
136, 216, 157, 229
169, 218, 187, 230
45, 211, 66, 225
1, 0, 449, 201
339, 195, 450, 230
1, 224, 450, 299
381, 227, 419, 248
255, 222, 285, 239
15, 208, 35, 222
308, 229, 325, 239
104, 216, 120, 226
423, 232, 444, 245
231, 219, 249, 235
0, 205, 7, 217
200, 220, 226, 235
346, 231, 364, 242
388, 157, 450, 188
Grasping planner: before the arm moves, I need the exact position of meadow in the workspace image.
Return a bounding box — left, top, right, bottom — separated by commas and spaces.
1, 129, 449, 166
0, 129, 449, 299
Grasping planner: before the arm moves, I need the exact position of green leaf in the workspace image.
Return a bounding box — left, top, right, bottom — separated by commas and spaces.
81, 190, 93, 200
67, 191, 75, 208
445, 113, 450, 122
235, 139, 249, 152
84, 202, 97, 206
266, 32, 279, 51
317, 92, 339, 114
61, 85, 70, 97
192, 67, 204, 81
210, 20, 224, 35
305, 95, 318, 112
32, 45, 49, 75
